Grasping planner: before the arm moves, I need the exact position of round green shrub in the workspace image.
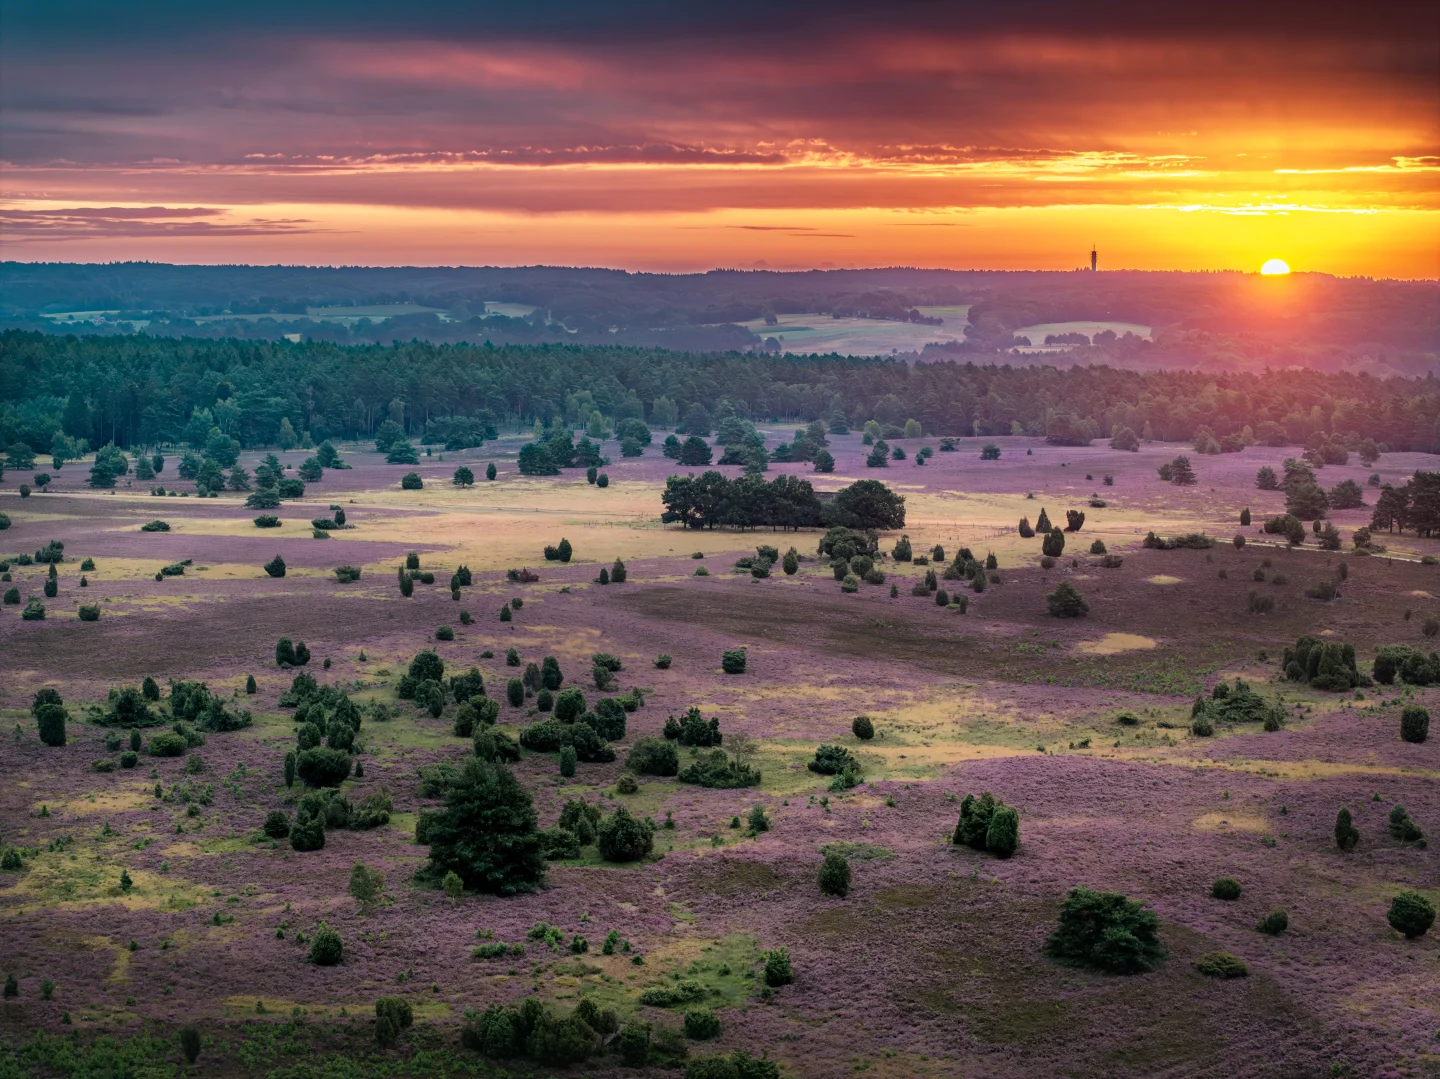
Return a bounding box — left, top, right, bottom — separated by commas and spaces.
309, 922, 343, 965
597, 806, 654, 863
436, 626, 454, 641
119, 751, 138, 768
1387, 891, 1435, 938
683, 1007, 720, 1040
818, 851, 851, 897
615, 772, 639, 794
290, 817, 324, 851
147, 732, 188, 757
851, 715, 875, 740
762, 947, 793, 987
1256, 909, 1289, 935
263, 811, 291, 839
1211, 877, 1242, 900
1045, 887, 1166, 973
559, 745, 577, 778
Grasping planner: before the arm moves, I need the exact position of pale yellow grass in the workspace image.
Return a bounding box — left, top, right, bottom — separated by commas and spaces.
1146, 574, 1183, 585
1074, 633, 1158, 655
1192, 812, 1270, 833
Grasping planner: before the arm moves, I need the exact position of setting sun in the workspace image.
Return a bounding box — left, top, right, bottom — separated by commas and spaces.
1261, 258, 1292, 275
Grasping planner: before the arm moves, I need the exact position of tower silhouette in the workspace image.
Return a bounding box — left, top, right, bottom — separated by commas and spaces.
1090, 244, 1097, 272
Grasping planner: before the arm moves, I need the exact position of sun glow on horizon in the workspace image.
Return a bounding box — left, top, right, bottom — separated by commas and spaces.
1260, 258, 1292, 275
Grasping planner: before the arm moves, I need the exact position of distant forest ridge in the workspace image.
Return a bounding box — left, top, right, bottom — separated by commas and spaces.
1, 264, 1436, 369
2, 329, 1439, 455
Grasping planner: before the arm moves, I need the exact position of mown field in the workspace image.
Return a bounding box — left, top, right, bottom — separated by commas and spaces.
1, 431, 1437, 1079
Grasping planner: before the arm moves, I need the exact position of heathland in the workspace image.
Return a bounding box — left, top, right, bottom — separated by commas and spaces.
1, 369, 1438, 1078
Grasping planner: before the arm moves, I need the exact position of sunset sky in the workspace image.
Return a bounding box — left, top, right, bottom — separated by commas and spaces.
2, 1, 1437, 276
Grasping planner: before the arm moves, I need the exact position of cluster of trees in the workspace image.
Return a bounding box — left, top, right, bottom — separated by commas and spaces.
1370, 472, 1440, 537
661, 476, 903, 532
6, 329, 1440, 456
1282, 636, 1364, 691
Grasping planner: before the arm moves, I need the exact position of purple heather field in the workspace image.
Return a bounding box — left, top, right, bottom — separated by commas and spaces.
1, 431, 1437, 1079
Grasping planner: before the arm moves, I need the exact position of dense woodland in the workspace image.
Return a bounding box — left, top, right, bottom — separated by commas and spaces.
3, 329, 1440, 454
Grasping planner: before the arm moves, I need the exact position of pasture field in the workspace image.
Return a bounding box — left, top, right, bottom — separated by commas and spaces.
1, 432, 1437, 1078
736, 314, 965, 355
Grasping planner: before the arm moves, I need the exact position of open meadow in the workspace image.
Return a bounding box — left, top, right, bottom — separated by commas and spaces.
2, 431, 1438, 1079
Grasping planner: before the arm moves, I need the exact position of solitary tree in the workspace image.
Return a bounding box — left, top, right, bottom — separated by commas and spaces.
420, 759, 545, 895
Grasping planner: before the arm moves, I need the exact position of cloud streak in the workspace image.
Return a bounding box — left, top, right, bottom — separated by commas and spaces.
0, 1, 1434, 272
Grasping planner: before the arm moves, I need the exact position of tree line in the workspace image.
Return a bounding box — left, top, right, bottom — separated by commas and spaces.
2, 329, 1439, 454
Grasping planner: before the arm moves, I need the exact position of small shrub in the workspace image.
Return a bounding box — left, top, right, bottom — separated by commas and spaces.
851, 715, 875, 740
77, 604, 100, 621
263, 555, 286, 578
1401, 706, 1429, 743
681, 1008, 722, 1043
597, 806, 654, 862
1211, 877, 1242, 900
721, 647, 747, 674
1255, 909, 1289, 935
263, 811, 291, 839
1045, 887, 1166, 973
1195, 951, 1248, 978
616, 772, 639, 794
309, 922, 343, 964
762, 947, 793, 987
818, 851, 851, 897
1387, 891, 1435, 938
436, 626, 454, 641
1046, 580, 1088, 618
179, 1026, 201, 1064
1335, 808, 1361, 851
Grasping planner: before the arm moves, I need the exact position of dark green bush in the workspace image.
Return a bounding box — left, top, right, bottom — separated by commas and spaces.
1335, 807, 1361, 851
721, 648, 747, 674
263, 811, 291, 839
296, 747, 351, 787
818, 851, 851, 897
679, 749, 761, 788
148, 732, 188, 757
628, 736, 680, 776
986, 805, 1020, 858
420, 761, 544, 896
1256, 909, 1289, 935
506, 678, 525, 707
554, 686, 586, 722
807, 744, 859, 776
762, 947, 793, 987
309, 923, 343, 965
1044, 887, 1166, 973
1401, 706, 1429, 743
1046, 580, 1088, 617
36, 703, 67, 747
597, 806, 654, 862
665, 707, 722, 747
683, 1008, 720, 1041
851, 715, 875, 740
1387, 891, 1435, 938
1212, 877, 1242, 900
1388, 804, 1424, 844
